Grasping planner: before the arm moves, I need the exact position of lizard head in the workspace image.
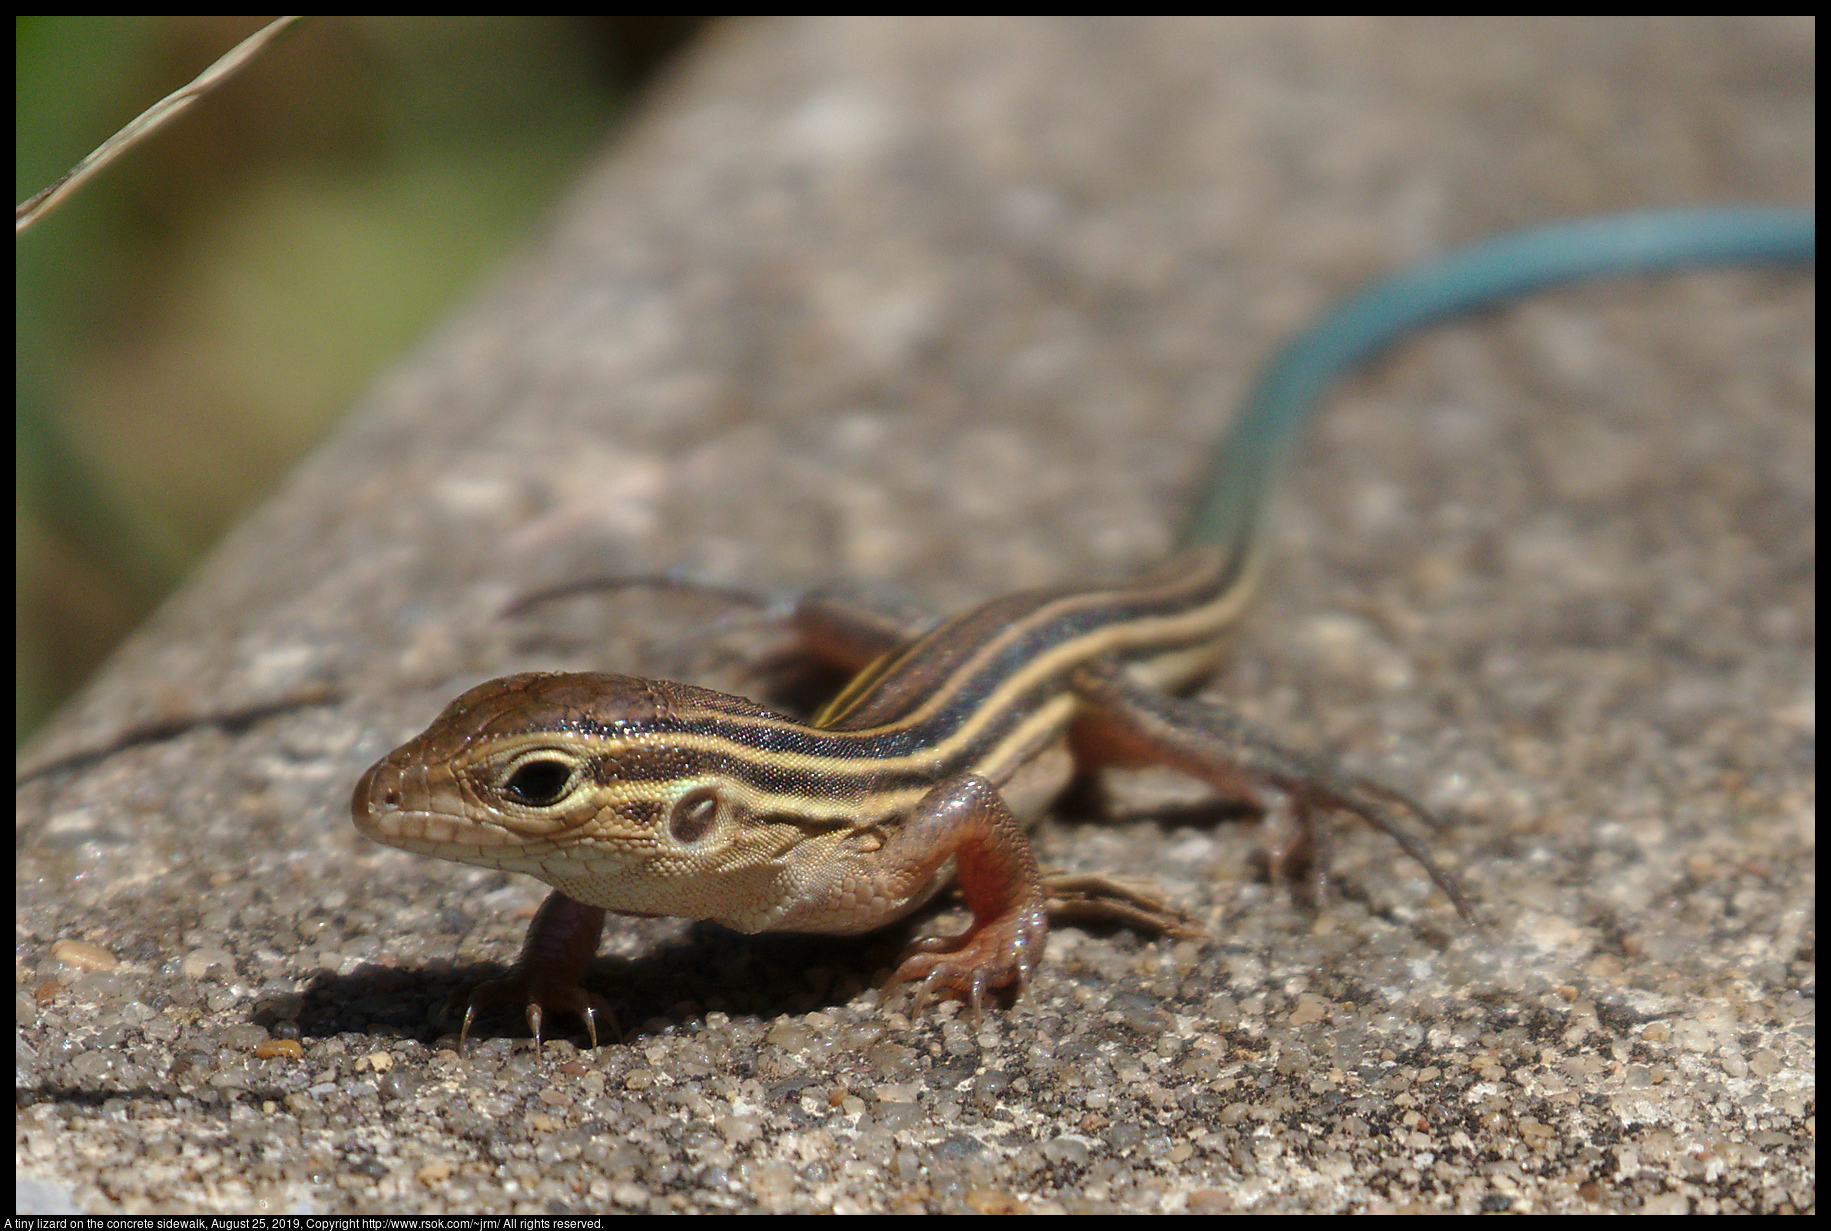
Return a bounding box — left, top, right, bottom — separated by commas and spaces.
351, 672, 870, 930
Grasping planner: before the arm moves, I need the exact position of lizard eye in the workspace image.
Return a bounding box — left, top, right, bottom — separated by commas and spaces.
668, 786, 721, 844
501, 759, 574, 807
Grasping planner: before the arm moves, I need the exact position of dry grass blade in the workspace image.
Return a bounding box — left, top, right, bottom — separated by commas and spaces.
16, 15, 302, 234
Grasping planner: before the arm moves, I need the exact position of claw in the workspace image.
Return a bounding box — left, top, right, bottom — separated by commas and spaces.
450, 970, 619, 1056
881, 899, 1047, 1021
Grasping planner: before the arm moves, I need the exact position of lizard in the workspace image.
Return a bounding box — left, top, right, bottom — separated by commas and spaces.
351, 207, 1814, 1049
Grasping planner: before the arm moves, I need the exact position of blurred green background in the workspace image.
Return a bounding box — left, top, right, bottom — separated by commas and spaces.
17, 16, 707, 742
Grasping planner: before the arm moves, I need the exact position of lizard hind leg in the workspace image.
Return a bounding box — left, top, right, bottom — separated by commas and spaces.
1069, 660, 1477, 925
1038, 872, 1206, 939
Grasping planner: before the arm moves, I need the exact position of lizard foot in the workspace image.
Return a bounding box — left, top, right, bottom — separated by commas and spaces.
447, 965, 619, 1055
1040, 872, 1206, 938
881, 900, 1050, 1022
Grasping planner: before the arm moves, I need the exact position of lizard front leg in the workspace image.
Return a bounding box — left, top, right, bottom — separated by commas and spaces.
867, 774, 1050, 1017
451, 891, 617, 1052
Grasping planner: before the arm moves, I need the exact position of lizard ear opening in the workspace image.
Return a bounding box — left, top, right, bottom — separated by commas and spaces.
668, 786, 722, 845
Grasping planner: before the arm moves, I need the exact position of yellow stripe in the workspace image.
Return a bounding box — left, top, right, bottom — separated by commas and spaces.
551, 539, 1262, 825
